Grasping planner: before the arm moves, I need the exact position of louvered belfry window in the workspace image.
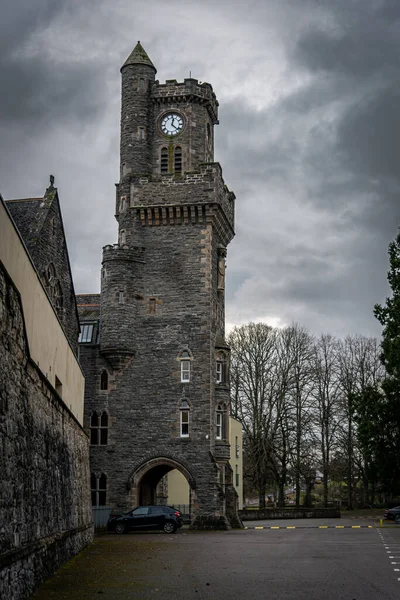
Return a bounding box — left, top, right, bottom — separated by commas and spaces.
174, 146, 182, 173
161, 147, 168, 173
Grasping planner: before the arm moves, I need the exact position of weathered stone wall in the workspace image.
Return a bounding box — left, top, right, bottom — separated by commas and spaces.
0, 264, 93, 600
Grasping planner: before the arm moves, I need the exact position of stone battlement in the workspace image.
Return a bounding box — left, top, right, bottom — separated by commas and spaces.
102, 244, 145, 264
152, 78, 218, 123
132, 163, 235, 231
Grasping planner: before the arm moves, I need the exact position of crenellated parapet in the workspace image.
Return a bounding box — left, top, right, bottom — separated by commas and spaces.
128, 163, 235, 240
152, 78, 219, 124
102, 243, 145, 265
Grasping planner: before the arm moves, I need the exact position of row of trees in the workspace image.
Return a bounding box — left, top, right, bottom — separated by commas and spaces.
229, 230, 400, 508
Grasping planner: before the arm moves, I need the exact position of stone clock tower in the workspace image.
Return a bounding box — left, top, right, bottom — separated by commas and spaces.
77, 42, 238, 528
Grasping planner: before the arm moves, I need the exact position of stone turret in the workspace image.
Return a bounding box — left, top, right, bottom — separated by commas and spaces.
120, 42, 156, 187
99, 244, 145, 369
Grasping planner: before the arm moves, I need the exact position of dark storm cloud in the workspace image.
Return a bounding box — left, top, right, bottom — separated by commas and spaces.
219, 0, 400, 336
0, 0, 105, 130
1, 0, 399, 338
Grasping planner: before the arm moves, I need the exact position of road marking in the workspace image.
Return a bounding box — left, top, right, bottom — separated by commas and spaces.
286, 526, 296, 529
255, 526, 264, 530
335, 526, 344, 528
394, 569, 400, 572
351, 525, 361, 528
319, 526, 328, 529
270, 526, 280, 529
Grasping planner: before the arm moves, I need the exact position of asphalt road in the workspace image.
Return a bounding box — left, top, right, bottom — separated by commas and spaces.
31, 521, 400, 600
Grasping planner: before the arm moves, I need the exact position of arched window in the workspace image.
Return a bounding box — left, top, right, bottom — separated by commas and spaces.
161, 147, 168, 174
100, 370, 108, 391
91, 473, 107, 506
174, 146, 182, 173
90, 411, 108, 445
180, 400, 190, 438
54, 282, 63, 312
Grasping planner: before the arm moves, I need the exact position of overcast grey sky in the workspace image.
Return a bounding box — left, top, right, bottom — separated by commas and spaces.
1, 0, 399, 338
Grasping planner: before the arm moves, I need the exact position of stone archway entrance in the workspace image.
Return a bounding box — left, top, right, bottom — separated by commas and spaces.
128, 457, 196, 520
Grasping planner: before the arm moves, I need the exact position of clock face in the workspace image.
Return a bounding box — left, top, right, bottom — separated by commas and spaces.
161, 113, 184, 136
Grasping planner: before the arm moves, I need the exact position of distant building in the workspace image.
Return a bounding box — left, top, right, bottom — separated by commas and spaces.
229, 417, 243, 510
0, 185, 93, 600
77, 42, 240, 528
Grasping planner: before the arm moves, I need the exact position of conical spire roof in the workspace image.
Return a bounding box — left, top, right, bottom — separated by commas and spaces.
121, 41, 156, 72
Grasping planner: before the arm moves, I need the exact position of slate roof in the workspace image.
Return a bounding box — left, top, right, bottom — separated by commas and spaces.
121, 41, 156, 72
6, 187, 57, 258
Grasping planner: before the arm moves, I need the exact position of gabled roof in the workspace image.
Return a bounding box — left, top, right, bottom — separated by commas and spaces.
121, 41, 157, 72
6, 185, 57, 257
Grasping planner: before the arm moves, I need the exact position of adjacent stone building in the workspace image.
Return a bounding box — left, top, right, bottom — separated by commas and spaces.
78, 42, 240, 528
0, 188, 93, 600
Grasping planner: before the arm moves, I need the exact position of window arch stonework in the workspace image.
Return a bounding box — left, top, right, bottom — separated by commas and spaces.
42, 262, 63, 318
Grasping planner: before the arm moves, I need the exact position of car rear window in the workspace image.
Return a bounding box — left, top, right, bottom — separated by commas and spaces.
149, 507, 163, 515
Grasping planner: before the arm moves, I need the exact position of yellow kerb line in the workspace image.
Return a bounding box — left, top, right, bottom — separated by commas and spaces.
287, 526, 296, 529
271, 526, 280, 529
255, 526, 264, 530
319, 526, 328, 528
352, 525, 361, 528
335, 526, 344, 528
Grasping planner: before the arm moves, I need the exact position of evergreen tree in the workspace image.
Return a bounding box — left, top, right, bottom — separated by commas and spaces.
373, 229, 400, 497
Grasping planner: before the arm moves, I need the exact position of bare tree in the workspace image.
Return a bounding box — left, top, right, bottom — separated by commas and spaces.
311, 334, 341, 507
228, 323, 281, 508
336, 335, 384, 507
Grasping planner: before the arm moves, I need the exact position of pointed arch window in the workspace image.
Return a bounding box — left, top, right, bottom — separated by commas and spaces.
90, 411, 108, 445
100, 370, 108, 391
91, 473, 107, 506
180, 400, 190, 438
174, 146, 182, 173
179, 350, 192, 383
161, 147, 168, 174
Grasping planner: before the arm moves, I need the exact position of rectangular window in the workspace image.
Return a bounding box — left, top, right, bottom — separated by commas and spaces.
120, 197, 126, 211
181, 360, 190, 382
216, 361, 223, 383
119, 230, 126, 244
235, 465, 239, 487
139, 127, 145, 140
118, 291, 125, 304
79, 323, 94, 343
180, 410, 189, 437
216, 412, 222, 440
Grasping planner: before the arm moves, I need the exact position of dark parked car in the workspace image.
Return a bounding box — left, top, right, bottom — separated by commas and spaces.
107, 505, 182, 534
384, 506, 400, 524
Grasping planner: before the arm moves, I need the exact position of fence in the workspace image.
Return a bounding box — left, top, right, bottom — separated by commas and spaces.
92, 506, 112, 528
171, 504, 191, 524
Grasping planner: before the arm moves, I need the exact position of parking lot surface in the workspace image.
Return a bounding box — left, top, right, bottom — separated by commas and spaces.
31, 521, 400, 600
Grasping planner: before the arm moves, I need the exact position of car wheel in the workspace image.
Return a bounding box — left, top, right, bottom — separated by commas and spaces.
115, 522, 127, 534
395, 514, 400, 525
163, 521, 177, 534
